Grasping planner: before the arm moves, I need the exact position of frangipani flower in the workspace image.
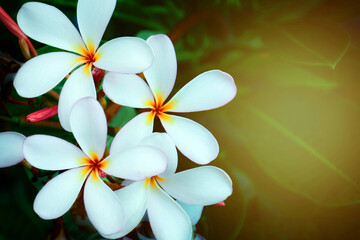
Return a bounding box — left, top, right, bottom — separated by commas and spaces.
176, 200, 203, 226
14, 0, 154, 131
103, 34, 237, 165
112, 165, 231, 240
135, 200, 205, 240
0, 132, 25, 168
101, 121, 232, 239
22, 97, 168, 235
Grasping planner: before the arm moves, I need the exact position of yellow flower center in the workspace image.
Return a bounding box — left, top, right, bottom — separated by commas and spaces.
145, 175, 166, 188
146, 94, 175, 123
75, 42, 101, 73
80, 153, 108, 180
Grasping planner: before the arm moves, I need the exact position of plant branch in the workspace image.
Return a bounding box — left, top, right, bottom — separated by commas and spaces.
0, 6, 37, 57
105, 102, 122, 123
0, 115, 61, 129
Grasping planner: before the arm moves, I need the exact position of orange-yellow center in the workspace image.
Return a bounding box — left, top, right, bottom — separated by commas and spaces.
145, 176, 166, 188
76, 43, 101, 73
80, 153, 108, 180
146, 94, 174, 122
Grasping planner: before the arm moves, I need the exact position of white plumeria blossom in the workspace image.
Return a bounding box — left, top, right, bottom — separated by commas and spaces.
176, 200, 204, 226
103, 34, 237, 165
0, 132, 25, 168
14, 0, 154, 131
101, 120, 233, 240
22, 97, 168, 235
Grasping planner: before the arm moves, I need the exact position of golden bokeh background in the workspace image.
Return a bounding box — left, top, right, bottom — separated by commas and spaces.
173, 1, 360, 239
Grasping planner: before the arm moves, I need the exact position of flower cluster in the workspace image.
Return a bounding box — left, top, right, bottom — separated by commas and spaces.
0, 0, 237, 239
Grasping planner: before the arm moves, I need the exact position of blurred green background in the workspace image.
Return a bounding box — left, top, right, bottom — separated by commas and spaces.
1, 0, 360, 239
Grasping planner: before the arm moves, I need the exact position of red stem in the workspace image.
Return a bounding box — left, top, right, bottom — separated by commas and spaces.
0, 6, 37, 57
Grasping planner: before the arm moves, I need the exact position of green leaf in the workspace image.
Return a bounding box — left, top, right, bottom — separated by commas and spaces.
112, 11, 167, 31
0, 167, 52, 239
196, 154, 254, 240
228, 53, 338, 91
267, 66, 338, 90
108, 106, 137, 128
136, 30, 166, 40
106, 135, 114, 151
36, 45, 63, 55
256, 0, 323, 23
40, 0, 76, 8
228, 170, 255, 239
63, 212, 101, 240
261, 17, 350, 69
212, 88, 360, 206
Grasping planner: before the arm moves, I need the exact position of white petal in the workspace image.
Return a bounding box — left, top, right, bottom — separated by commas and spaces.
139, 133, 177, 178
77, 0, 116, 50
102, 181, 149, 239
0, 132, 25, 168
144, 34, 177, 101
69, 97, 107, 160
110, 112, 154, 155
17, 2, 85, 53
176, 200, 203, 226
147, 184, 192, 240
14, 52, 81, 98
161, 115, 219, 165
94, 37, 153, 73
84, 171, 125, 235
34, 167, 88, 219
58, 65, 96, 132
23, 135, 87, 170
103, 72, 154, 108
102, 146, 167, 180
168, 70, 237, 113
159, 166, 233, 206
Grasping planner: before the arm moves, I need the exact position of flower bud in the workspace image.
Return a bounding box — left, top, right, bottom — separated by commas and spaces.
215, 201, 226, 207
92, 67, 105, 89
26, 105, 58, 122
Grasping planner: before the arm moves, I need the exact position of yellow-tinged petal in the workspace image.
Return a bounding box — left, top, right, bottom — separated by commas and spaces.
144, 34, 177, 101
103, 72, 154, 108
77, 0, 116, 51
58, 66, 96, 132
69, 98, 107, 159
84, 170, 125, 235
